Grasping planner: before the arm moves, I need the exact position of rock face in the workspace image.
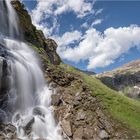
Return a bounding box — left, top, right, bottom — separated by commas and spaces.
96, 59, 140, 99
11, 0, 44, 47
44, 39, 61, 65
11, 0, 61, 65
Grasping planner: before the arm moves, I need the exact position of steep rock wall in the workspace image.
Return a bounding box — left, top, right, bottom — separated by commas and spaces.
11, 0, 61, 65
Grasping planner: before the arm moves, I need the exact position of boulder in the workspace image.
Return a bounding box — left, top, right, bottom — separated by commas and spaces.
61, 119, 72, 137
99, 129, 109, 139
33, 106, 46, 117
12, 112, 21, 123
5, 124, 16, 133
83, 127, 94, 139
19, 116, 35, 135
75, 92, 82, 101
73, 127, 83, 140
76, 109, 86, 121
51, 94, 62, 106
0, 123, 16, 139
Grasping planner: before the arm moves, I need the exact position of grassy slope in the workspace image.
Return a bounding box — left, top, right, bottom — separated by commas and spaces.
30, 44, 140, 137
60, 64, 140, 137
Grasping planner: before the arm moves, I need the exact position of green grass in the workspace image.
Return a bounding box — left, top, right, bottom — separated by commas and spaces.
29, 44, 45, 54
60, 64, 140, 137
29, 44, 51, 64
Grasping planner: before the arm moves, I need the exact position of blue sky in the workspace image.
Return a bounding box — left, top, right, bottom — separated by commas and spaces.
23, 0, 140, 73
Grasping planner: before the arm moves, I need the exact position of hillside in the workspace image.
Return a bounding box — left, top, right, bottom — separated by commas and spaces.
40, 59, 140, 139
12, 1, 140, 139
0, 0, 140, 139
96, 59, 140, 99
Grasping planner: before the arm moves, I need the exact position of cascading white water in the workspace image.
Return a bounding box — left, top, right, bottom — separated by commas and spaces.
0, 0, 19, 37
0, 0, 62, 140
4, 38, 62, 140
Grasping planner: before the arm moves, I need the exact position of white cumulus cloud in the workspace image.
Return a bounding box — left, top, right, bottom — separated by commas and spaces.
53, 30, 82, 47
56, 25, 140, 70
29, 1, 140, 71
31, 0, 94, 36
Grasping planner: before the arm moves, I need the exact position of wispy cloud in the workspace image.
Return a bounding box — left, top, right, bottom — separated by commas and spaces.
91, 19, 103, 26
81, 8, 104, 29
95, 8, 103, 16
81, 22, 89, 29
53, 30, 82, 47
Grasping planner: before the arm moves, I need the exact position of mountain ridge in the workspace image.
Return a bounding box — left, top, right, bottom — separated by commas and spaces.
96, 59, 140, 99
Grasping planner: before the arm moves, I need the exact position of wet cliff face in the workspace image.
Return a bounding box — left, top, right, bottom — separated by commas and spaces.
0, 43, 15, 122
11, 0, 61, 65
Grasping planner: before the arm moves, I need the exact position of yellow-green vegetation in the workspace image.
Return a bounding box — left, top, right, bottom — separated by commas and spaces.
29, 44, 51, 64
60, 63, 140, 137
30, 44, 45, 54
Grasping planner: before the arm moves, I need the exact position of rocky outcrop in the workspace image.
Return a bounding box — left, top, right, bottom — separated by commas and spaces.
0, 123, 16, 139
44, 39, 61, 65
96, 59, 140, 99
44, 64, 134, 140
11, 0, 61, 65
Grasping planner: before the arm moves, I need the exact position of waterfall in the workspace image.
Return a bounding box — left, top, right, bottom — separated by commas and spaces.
0, 0, 19, 38
0, 0, 62, 140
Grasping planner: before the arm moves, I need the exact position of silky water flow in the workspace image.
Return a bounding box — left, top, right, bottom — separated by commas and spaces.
0, 0, 62, 139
